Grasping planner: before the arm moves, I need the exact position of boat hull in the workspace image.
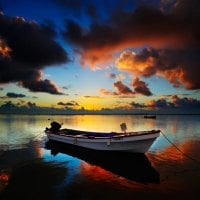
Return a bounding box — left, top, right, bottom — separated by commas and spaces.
46, 131, 160, 153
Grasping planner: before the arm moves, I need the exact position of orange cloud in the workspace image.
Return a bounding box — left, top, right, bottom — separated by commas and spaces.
64, 1, 199, 64
99, 88, 118, 96
114, 81, 134, 95
100, 78, 152, 97
100, 81, 134, 97
116, 47, 200, 90
115, 50, 155, 75
132, 77, 152, 96
63, 1, 200, 89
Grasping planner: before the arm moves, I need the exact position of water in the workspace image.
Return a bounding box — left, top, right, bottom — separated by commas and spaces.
0, 114, 200, 200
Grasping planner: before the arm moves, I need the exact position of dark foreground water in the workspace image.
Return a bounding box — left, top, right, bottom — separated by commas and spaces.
0, 114, 200, 200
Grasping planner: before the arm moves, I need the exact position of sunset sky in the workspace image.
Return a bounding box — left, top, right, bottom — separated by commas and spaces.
0, 0, 199, 114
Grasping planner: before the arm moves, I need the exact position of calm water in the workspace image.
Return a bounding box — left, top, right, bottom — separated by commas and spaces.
0, 114, 200, 200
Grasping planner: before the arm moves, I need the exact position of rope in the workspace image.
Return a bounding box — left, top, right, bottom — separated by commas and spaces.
23, 132, 45, 141
7, 132, 45, 145
160, 130, 200, 164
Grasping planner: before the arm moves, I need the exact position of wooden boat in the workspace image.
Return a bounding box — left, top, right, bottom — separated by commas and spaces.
45, 122, 160, 153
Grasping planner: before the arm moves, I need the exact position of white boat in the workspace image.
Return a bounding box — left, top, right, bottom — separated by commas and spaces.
45, 122, 160, 153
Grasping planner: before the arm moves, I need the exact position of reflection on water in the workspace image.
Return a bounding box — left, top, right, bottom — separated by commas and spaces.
45, 140, 160, 184
0, 114, 200, 200
0, 170, 10, 193
0, 115, 47, 151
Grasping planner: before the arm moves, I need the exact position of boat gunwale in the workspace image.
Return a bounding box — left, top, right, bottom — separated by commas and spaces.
45, 130, 160, 140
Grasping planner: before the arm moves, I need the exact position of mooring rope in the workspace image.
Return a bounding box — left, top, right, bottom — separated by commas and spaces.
160, 130, 200, 164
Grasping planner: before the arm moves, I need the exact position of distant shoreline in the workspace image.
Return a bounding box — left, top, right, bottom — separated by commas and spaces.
0, 113, 199, 115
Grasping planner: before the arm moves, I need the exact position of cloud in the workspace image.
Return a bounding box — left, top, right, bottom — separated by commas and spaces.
114, 81, 134, 95
53, 0, 132, 20
100, 81, 134, 97
116, 47, 200, 90
146, 98, 173, 109
171, 95, 200, 108
21, 78, 63, 95
27, 101, 37, 108
0, 13, 69, 94
57, 100, 79, 107
63, 0, 198, 62
6, 92, 26, 98
63, 0, 200, 89
115, 50, 155, 76
0, 101, 17, 109
100, 78, 152, 97
106, 73, 117, 79
83, 96, 104, 99
131, 96, 200, 110
17, 99, 25, 105
160, 94, 190, 98
130, 101, 146, 108
132, 77, 152, 96
0, 96, 199, 114
99, 88, 118, 96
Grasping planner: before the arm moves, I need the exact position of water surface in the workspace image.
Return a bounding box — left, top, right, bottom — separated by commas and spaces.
0, 114, 200, 200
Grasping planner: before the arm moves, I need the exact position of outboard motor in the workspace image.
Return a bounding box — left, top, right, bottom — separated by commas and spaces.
50, 121, 61, 132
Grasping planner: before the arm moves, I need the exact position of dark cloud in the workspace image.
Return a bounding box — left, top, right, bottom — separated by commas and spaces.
0, 87, 3, 90
130, 101, 146, 108
83, 96, 103, 99
53, 0, 133, 20
63, 0, 200, 89
114, 81, 134, 95
146, 98, 173, 109
0, 101, 17, 109
100, 79, 152, 97
6, 92, 26, 98
21, 79, 63, 95
145, 96, 200, 109
160, 94, 191, 98
57, 100, 79, 107
107, 73, 117, 79
171, 95, 200, 108
27, 101, 37, 108
18, 99, 25, 105
0, 96, 199, 114
130, 96, 200, 110
100, 83, 132, 97
52, 0, 100, 21
132, 77, 152, 96
0, 13, 69, 94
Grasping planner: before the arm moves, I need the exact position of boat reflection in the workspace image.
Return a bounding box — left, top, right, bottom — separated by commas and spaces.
45, 141, 160, 184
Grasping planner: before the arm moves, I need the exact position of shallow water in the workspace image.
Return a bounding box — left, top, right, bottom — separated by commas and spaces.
0, 114, 200, 200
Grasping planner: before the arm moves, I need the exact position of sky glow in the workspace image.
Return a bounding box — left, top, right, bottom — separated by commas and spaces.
0, 0, 199, 114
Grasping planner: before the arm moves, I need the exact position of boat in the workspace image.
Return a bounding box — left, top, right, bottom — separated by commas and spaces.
45, 121, 160, 153
144, 115, 156, 119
